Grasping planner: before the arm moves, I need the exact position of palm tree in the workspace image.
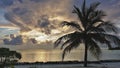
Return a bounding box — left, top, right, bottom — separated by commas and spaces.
54, 0, 120, 67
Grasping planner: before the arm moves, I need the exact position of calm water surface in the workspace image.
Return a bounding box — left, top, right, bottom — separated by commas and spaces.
18, 49, 120, 62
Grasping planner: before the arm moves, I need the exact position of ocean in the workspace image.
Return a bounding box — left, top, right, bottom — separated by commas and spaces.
0, 44, 120, 62
18, 49, 120, 62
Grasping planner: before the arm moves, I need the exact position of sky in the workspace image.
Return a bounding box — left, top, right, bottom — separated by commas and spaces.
0, 0, 120, 50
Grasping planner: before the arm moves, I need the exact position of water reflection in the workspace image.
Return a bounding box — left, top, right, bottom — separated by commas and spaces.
19, 50, 49, 62
18, 49, 120, 62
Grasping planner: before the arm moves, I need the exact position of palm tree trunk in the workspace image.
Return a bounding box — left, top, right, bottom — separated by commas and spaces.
84, 37, 88, 67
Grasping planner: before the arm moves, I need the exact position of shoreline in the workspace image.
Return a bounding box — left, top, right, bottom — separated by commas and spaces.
4, 60, 120, 68
12, 59, 120, 65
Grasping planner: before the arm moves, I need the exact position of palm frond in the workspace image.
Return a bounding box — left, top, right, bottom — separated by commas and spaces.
90, 33, 120, 48
87, 39, 101, 60
86, 6, 105, 30
54, 31, 83, 48
61, 32, 84, 49
82, 0, 86, 16
73, 5, 86, 29
102, 34, 120, 47
62, 37, 81, 60
88, 27, 105, 33
86, 19, 104, 32
61, 21, 82, 31
90, 2, 100, 11
86, 2, 101, 18
104, 34, 120, 49
88, 33, 106, 43
88, 33, 112, 49
60, 39, 72, 49
92, 10, 106, 20
87, 10, 105, 28
73, 5, 83, 20
96, 21, 118, 33
54, 33, 72, 48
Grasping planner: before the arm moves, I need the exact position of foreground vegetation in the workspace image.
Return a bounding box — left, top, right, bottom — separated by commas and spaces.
0, 48, 21, 68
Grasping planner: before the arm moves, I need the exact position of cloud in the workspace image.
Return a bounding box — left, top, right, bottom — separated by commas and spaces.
4, 12, 31, 32
1, 0, 120, 48
30, 38, 37, 44
97, 0, 120, 21
3, 34, 23, 45
0, 27, 20, 39
2, 0, 74, 34
18, 0, 23, 3
12, 7, 28, 15
0, 0, 14, 8
30, 0, 47, 3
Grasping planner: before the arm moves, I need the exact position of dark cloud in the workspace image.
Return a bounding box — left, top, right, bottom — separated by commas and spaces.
18, 0, 23, 3
0, 0, 24, 8
0, 0, 14, 7
1, 0, 73, 34
12, 8, 28, 15
3, 34, 23, 45
30, 38, 37, 44
4, 0, 118, 35
30, 0, 47, 3
4, 12, 31, 32
34, 15, 58, 34
37, 15, 50, 27
100, 0, 120, 23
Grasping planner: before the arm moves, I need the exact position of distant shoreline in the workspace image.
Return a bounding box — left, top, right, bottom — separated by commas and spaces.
11, 59, 120, 65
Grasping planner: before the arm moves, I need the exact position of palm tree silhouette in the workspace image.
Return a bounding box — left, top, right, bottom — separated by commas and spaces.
54, 0, 120, 67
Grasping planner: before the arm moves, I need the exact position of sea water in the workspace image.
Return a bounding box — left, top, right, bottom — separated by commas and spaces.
18, 49, 120, 62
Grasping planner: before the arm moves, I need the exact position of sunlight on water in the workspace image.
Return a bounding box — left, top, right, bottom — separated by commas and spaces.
18, 49, 120, 62
19, 50, 49, 62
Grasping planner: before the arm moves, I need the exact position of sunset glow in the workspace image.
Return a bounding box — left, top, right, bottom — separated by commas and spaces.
49, 16, 67, 21
0, 0, 120, 64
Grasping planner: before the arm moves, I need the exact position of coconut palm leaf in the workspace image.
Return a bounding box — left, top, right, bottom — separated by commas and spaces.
87, 27, 105, 33
101, 33, 120, 46
73, 5, 83, 19
96, 21, 118, 33
54, 32, 78, 48
90, 33, 120, 47
61, 21, 82, 31
81, 0, 88, 29
62, 37, 82, 60
60, 32, 84, 49
88, 33, 112, 49
82, 0, 87, 17
88, 33, 107, 43
87, 10, 106, 28
87, 39, 101, 59
86, 2, 100, 17
92, 10, 106, 20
